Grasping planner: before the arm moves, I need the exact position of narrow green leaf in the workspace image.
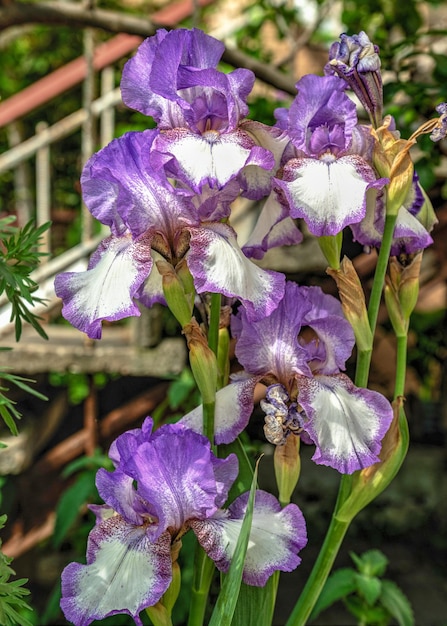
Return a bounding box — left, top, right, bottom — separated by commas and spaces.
219, 436, 255, 504
230, 572, 279, 626
309, 568, 357, 620
208, 458, 260, 626
380, 579, 414, 626
0, 405, 19, 436
351, 549, 388, 577
53, 471, 97, 547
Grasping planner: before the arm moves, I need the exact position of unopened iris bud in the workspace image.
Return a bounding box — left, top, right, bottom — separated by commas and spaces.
157, 259, 194, 328
318, 232, 343, 270
274, 435, 301, 507
326, 31, 383, 128
327, 256, 372, 353
184, 319, 218, 405
385, 253, 422, 336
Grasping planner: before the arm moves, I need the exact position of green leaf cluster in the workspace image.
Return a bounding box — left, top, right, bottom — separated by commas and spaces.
310, 550, 414, 626
0, 216, 51, 341
0, 515, 33, 626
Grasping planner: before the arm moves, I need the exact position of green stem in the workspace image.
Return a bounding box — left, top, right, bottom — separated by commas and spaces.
394, 333, 408, 399
203, 400, 216, 448
188, 543, 215, 626
285, 514, 350, 626
208, 292, 221, 357
288, 214, 399, 625
355, 213, 398, 388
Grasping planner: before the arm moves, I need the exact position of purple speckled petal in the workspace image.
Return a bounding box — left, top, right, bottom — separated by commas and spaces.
54, 233, 153, 339
81, 131, 200, 240
188, 222, 285, 322
231, 281, 313, 379
151, 128, 274, 192
297, 373, 393, 474
60, 516, 172, 626
95, 469, 149, 527
180, 376, 259, 444
191, 490, 307, 586
275, 155, 381, 236
121, 423, 238, 537
242, 190, 303, 260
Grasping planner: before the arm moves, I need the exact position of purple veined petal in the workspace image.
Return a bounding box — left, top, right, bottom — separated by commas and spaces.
54, 233, 153, 339
60, 516, 172, 626
81, 131, 200, 241
152, 128, 274, 193
231, 281, 313, 380
121, 423, 239, 536
135, 249, 166, 308
95, 468, 155, 527
180, 376, 259, 444
297, 373, 393, 474
275, 154, 381, 237
238, 121, 290, 199
300, 286, 355, 374
242, 190, 303, 260
187, 221, 285, 322
109, 416, 155, 467
287, 74, 356, 153
191, 490, 307, 586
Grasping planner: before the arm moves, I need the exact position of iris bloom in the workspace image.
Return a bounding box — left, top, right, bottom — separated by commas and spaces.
60, 418, 307, 626
54, 130, 285, 338
185, 282, 393, 474
272, 74, 386, 238
121, 28, 285, 198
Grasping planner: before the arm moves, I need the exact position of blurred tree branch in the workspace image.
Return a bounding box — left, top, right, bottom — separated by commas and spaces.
0, 0, 296, 94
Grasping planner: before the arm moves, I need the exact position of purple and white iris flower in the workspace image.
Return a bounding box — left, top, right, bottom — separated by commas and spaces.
186, 282, 393, 474
60, 418, 307, 626
271, 74, 386, 239
121, 28, 285, 199
54, 129, 285, 338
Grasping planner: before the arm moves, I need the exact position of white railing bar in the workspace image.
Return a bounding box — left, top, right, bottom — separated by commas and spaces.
100, 66, 115, 148
36, 121, 51, 258
0, 87, 122, 173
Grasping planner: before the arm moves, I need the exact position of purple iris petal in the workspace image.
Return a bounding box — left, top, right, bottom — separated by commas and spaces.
54, 233, 153, 339
300, 286, 355, 374
188, 221, 286, 322
191, 490, 307, 586
61, 517, 172, 626
231, 281, 314, 379
180, 375, 259, 444
297, 373, 393, 474
274, 155, 382, 237
242, 190, 303, 260
121, 422, 239, 537
285, 74, 356, 155
151, 127, 274, 192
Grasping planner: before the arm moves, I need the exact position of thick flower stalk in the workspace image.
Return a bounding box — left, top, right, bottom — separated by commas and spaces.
54, 129, 285, 338
60, 418, 307, 626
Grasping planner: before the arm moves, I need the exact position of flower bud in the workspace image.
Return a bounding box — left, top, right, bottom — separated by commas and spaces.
385, 253, 422, 336
183, 319, 218, 405
157, 259, 193, 328
318, 232, 343, 270
274, 435, 301, 507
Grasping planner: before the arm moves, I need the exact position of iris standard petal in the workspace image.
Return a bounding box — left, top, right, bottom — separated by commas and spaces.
60, 516, 172, 626
297, 373, 393, 474
191, 490, 307, 586
54, 233, 153, 339
122, 423, 239, 536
